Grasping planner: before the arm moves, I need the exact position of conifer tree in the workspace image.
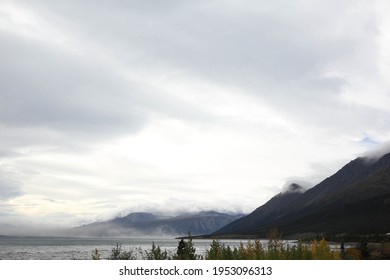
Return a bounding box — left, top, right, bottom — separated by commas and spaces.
175, 233, 197, 260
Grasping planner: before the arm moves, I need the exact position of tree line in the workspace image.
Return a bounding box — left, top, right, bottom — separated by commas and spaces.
91, 229, 390, 260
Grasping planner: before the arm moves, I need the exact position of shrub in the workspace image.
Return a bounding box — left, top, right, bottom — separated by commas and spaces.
205, 237, 340, 260
206, 240, 237, 260
311, 239, 340, 260
145, 242, 169, 260
91, 248, 101, 260
344, 248, 362, 260
109, 243, 136, 260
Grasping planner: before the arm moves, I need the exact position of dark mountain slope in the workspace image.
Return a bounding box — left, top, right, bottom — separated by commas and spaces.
300, 153, 390, 208
213, 153, 390, 237
215, 183, 305, 236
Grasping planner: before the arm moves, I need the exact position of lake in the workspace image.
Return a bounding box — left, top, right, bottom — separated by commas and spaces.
2, 236, 342, 260
0, 236, 269, 260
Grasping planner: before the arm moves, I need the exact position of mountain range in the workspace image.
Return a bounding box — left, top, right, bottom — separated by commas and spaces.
69, 152, 390, 239
211, 153, 390, 238
69, 211, 244, 237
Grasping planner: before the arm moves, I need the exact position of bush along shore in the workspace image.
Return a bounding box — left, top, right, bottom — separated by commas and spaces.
91, 230, 390, 260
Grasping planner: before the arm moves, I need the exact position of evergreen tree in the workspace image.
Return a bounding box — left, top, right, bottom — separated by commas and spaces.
340, 242, 346, 259
175, 233, 197, 260
146, 242, 168, 260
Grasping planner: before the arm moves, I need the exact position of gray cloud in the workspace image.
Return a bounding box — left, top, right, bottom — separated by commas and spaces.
0, 0, 389, 227
0, 171, 24, 201
1, 0, 384, 140
0, 16, 214, 156
362, 141, 390, 160
0, 31, 148, 135
47, 0, 382, 132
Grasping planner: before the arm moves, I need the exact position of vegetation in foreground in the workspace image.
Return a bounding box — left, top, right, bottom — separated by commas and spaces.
91, 240, 198, 260
91, 229, 390, 260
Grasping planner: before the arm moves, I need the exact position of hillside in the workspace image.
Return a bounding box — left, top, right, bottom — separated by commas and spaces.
212, 153, 390, 238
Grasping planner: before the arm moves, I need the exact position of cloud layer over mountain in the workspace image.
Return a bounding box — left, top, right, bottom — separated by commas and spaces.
1, 0, 390, 228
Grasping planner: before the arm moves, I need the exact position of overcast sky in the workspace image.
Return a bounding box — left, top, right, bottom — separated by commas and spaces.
1, 0, 390, 229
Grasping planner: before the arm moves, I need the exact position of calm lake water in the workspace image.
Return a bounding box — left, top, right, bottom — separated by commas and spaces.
0, 236, 274, 260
